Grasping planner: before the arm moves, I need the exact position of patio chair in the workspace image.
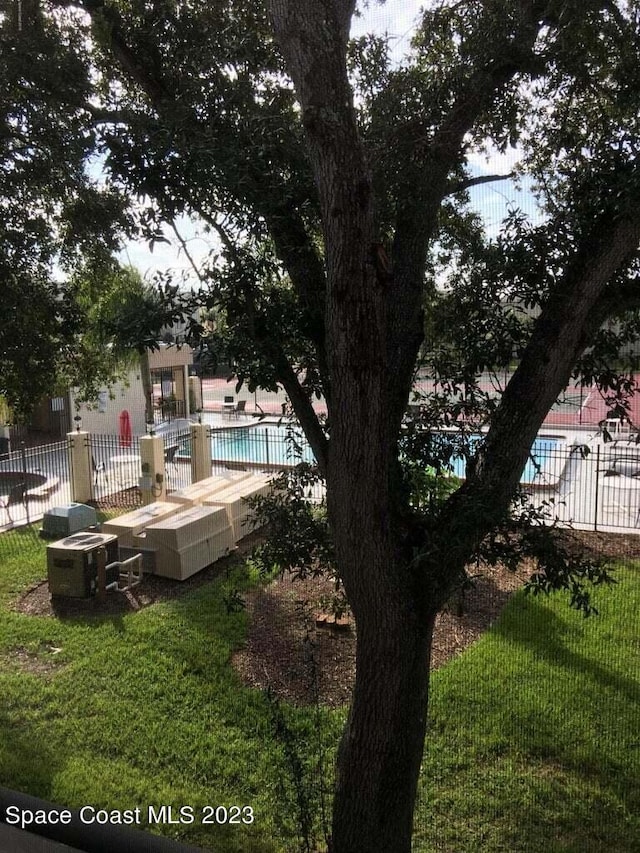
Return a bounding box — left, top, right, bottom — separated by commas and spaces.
222, 395, 235, 418
0, 482, 27, 525
164, 444, 180, 474
232, 400, 247, 418
92, 456, 109, 487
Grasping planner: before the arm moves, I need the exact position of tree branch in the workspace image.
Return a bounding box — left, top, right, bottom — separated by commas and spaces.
207, 216, 329, 473
60, 0, 332, 436
435, 209, 640, 575
585, 266, 640, 328
446, 172, 516, 196
168, 220, 208, 285
84, 104, 138, 127
386, 5, 548, 430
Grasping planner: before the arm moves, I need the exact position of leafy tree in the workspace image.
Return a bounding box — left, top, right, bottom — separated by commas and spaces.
0, 0, 134, 418
69, 261, 186, 422
5, 2, 640, 850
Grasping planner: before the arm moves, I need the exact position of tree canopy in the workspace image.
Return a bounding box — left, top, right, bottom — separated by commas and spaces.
3, 1, 640, 850
0, 0, 186, 418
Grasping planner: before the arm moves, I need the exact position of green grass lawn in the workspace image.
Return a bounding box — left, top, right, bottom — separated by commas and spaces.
0, 522, 638, 852
415, 564, 640, 852
0, 524, 342, 851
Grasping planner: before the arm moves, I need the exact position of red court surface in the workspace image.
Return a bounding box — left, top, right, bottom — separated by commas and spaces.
201, 374, 640, 431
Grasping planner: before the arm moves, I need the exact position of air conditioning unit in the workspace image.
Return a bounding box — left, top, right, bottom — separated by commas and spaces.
47, 533, 119, 598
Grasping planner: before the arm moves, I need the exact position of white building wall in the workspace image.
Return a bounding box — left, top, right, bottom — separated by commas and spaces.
69, 369, 147, 436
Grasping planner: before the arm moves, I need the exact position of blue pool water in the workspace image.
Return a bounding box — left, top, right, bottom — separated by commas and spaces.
210, 424, 315, 466
204, 424, 559, 482
450, 436, 559, 482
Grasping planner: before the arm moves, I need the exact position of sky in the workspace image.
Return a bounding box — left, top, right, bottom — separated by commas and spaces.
118, 1, 540, 281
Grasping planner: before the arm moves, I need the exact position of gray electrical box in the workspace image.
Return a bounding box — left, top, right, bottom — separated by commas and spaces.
40, 503, 97, 539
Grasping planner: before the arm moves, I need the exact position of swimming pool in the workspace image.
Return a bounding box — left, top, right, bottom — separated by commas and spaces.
203, 424, 562, 484
209, 424, 315, 466
449, 436, 561, 483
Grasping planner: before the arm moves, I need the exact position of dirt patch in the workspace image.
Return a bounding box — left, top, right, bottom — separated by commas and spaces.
1, 644, 64, 677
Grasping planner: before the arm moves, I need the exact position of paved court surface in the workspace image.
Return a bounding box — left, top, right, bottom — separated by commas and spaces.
201, 373, 640, 429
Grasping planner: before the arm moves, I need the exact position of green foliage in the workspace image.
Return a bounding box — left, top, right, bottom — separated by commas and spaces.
246, 465, 354, 620
480, 504, 617, 617
406, 464, 461, 512
250, 465, 335, 580
0, 269, 74, 419
184, 240, 318, 395
0, 7, 135, 418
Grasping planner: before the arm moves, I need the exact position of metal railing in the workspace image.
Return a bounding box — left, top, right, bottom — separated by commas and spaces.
208, 423, 315, 470
160, 429, 192, 491
4, 429, 640, 539
90, 433, 143, 509
439, 441, 640, 532
0, 440, 71, 528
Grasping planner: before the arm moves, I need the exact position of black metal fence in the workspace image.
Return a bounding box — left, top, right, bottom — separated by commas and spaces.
433, 440, 640, 533
520, 441, 640, 532
208, 423, 315, 469
159, 428, 192, 492
89, 433, 143, 509
0, 440, 71, 529
4, 428, 640, 547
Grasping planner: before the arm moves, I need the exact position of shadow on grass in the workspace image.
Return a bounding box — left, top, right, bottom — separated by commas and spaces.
154, 576, 337, 851
474, 597, 639, 851
0, 704, 62, 801
494, 597, 640, 707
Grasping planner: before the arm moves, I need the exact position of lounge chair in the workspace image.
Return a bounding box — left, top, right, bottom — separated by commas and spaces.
164, 444, 180, 474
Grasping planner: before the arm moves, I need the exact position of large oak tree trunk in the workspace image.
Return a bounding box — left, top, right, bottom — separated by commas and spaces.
326, 445, 439, 853
266, 5, 640, 853
330, 604, 437, 852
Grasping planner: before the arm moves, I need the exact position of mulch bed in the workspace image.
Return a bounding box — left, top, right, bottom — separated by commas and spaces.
12, 529, 638, 707
229, 561, 529, 708
231, 529, 640, 707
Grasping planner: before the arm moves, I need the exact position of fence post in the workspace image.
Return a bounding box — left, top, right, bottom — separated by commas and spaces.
594, 445, 600, 532
188, 375, 202, 413
190, 422, 211, 483
20, 442, 30, 526
67, 430, 93, 504
139, 435, 166, 505
0, 424, 10, 459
